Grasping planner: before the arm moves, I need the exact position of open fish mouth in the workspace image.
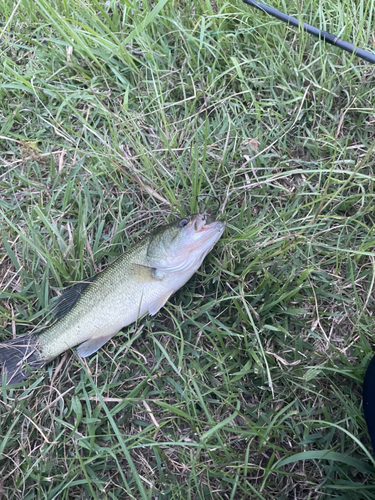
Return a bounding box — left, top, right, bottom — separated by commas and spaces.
201, 208, 219, 226
197, 194, 221, 218
181, 213, 226, 257
190, 212, 225, 235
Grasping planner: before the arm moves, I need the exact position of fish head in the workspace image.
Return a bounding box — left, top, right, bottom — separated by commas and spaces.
147, 212, 226, 274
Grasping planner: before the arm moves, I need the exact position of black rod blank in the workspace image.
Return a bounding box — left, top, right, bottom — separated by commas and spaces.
242, 0, 375, 64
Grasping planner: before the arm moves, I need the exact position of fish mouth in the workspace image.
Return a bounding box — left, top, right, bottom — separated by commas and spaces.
202, 207, 219, 226
191, 213, 226, 236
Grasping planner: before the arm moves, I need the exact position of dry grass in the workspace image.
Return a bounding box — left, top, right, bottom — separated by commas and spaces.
0, 0, 375, 498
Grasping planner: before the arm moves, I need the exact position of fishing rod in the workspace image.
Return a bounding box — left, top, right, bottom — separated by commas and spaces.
242, 0, 375, 64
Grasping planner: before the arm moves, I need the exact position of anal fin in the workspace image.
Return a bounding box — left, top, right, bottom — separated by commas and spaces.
76, 334, 113, 358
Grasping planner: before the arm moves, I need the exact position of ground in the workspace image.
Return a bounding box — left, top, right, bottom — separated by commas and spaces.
0, 0, 375, 498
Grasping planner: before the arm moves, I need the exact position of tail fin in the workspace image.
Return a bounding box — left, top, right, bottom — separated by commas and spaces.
0, 334, 45, 385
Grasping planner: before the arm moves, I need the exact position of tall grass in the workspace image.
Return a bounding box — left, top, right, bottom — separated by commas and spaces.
0, 0, 375, 498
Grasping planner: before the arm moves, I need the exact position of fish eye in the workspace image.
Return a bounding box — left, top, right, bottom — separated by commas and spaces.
178, 218, 188, 228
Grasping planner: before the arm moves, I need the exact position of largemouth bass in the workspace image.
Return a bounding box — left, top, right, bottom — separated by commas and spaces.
0, 210, 225, 385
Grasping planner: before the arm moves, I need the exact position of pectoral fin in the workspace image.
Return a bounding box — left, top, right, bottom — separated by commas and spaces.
148, 290, 174, 316
130, 264, 162, 283
77, 334, 113, 358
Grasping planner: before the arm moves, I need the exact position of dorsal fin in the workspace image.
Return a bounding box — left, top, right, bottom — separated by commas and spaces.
53, 277, 95, 319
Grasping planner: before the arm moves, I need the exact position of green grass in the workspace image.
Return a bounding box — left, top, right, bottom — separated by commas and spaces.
0, 0, 375, 498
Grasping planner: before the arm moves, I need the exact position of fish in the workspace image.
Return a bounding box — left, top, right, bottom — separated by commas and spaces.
0, 209, 226, 385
